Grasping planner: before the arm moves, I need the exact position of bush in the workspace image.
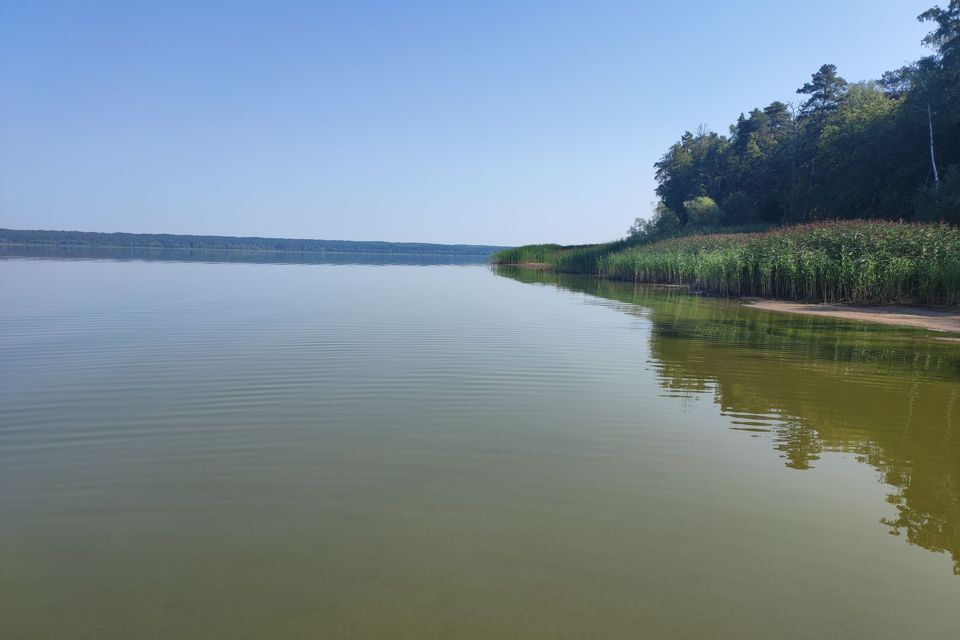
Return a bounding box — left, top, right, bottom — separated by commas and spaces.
628, 204, 681, 241
684, 196, 724, 229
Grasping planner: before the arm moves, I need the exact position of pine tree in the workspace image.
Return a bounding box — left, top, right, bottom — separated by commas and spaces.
797, 64, 848, 118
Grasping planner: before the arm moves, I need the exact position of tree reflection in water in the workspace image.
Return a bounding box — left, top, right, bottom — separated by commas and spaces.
494, 266, 960, 574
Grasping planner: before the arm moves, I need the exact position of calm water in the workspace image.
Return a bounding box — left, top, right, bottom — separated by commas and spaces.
2, 252, 959, 639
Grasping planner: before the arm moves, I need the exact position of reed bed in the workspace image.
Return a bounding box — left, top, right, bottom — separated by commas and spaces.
490, 243, 562, 265
494, 222, 960, 306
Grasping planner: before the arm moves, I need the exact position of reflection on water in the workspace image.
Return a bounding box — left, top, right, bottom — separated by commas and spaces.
495, 266, 960, 574
3, 256, 960, 639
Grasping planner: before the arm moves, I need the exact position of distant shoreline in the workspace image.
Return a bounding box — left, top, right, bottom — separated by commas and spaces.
0, 228, 508, 257
0, 241, 496, 258
0, 243, 495, 267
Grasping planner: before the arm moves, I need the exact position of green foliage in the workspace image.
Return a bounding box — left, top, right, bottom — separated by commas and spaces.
554, 241, 626, 274
513, 222, 960, 306
654, 128, 729, 221
628, 203, 681, 241
683, 196, 724, 229
797, 63, 848, 118
505, 6, 960, 306
490, 244, 561, 264
722, 191, 759, 225
652, 2, 960, 229
915, 164, 960, 223
919, 1, 960, 64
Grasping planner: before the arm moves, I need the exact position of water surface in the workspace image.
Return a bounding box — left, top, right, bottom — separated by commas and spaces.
2, 252, 959, 639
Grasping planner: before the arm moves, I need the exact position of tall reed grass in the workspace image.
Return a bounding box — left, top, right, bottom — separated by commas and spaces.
489, 243, 562, 265
493, 222, 960, 306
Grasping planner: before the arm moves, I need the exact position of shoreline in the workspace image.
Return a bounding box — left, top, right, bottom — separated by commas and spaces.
743, 298, 960, 334
493, 222, 960, 309
0, 242, 499, 258
495, 264, 960, 335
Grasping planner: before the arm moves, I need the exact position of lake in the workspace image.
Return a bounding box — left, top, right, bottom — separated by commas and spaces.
2, 251, 959, 639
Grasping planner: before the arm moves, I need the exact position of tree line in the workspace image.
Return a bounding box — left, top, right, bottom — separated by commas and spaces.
0, 229, 506, 256
634, 1, 960, 240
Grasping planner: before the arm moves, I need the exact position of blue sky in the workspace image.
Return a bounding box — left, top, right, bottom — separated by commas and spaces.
0, 1, 937, 245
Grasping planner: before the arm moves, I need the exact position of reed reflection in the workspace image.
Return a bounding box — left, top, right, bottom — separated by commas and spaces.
494, 265, 960, 574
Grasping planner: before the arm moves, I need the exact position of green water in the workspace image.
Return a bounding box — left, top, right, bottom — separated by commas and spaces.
2, 254, 959, 639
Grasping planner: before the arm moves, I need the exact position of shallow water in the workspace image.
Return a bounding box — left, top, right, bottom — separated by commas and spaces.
2, 252, 959, 639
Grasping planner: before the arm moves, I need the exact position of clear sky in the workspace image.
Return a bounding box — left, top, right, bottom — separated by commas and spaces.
0, 1, 937, 246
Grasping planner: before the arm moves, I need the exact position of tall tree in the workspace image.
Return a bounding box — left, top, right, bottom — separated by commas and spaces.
797, 64, 848, 120
654, 128, 728, 224
919, 1, 960, 67
647, 3, 960, 231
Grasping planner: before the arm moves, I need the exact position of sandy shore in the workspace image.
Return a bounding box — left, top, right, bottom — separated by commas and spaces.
743, 298, 960, 335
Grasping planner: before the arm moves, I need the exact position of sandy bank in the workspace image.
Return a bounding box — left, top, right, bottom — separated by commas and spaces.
743, 298, 960, 335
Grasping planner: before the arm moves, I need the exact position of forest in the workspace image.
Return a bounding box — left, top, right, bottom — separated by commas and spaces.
634, 1, 960, 241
